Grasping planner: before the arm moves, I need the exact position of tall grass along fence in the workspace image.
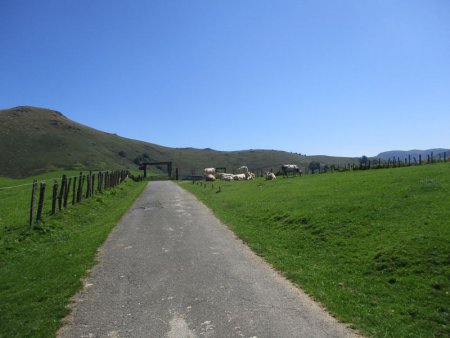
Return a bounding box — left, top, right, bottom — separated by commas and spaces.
0, 170, 130, 228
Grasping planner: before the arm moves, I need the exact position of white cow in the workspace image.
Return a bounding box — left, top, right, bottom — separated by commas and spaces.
217, 171, 254, 181
203, 168, 216, 176
215, 172, 225, 179
205, 174, 216, 181
245, 172, 256, 180
217, 173, 234, 181
233, 173, 247, 180
281, 164, 301, 177
265, 172, 276, 180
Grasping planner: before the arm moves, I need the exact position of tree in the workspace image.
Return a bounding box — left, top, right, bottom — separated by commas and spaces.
359, 155, 369, 164
359, 155, 369, 169
308, 161, 321, 174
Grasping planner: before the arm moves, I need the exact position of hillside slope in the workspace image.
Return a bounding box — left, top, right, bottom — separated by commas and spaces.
0, 106, 358, 177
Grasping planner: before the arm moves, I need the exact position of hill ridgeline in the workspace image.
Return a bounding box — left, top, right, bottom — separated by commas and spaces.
0, 106, 359, 178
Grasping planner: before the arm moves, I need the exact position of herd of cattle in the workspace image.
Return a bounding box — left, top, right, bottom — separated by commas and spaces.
203, 164, 302, 181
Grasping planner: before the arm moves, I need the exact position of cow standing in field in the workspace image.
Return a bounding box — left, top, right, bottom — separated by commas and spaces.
281, 164, 302, 177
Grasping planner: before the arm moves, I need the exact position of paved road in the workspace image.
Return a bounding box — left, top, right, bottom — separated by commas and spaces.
58, 181, 359, 338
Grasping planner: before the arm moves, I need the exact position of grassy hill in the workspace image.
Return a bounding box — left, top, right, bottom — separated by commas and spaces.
0, 106, 359, 178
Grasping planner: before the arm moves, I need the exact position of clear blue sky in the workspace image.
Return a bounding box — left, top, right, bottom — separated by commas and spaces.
1, 1, 449, 157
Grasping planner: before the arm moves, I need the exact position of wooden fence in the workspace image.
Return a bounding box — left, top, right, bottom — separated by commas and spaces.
341, 151, 448, 172
29, 170, 130, 226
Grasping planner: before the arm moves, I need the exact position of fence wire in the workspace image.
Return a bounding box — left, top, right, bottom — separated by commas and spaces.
0, 171, 128, 230
0, 183, 33, 230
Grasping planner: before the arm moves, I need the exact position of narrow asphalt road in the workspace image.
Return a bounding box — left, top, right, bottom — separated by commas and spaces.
58, 181, 359, 338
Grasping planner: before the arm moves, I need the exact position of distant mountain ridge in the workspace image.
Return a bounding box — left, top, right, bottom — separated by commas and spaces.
0, 106, 359, 178
376, 149, 450, 161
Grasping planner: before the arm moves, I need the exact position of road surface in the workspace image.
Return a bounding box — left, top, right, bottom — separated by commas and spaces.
58, 181, 359, 338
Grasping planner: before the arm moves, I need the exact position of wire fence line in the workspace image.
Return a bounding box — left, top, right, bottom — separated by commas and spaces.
0, 182, 36, 190
0, 170, 131, 229
0, 175, 81, 190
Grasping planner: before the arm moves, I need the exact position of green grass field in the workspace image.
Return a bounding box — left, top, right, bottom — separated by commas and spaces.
0, 174, 147, 337
0, 171, 81, 231
180, 163, 450, 337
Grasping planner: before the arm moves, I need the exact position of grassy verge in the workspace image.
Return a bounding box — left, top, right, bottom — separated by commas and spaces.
0, 178, 147, 338
180, 163, 450, 337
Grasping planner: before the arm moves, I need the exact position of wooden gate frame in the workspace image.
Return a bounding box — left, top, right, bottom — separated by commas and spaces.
139, 162, 173, 178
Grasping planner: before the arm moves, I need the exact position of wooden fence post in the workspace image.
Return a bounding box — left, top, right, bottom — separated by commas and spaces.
78, 175, 86, 202
90, 171, 94, 196
91, 174, 95, 196
35, 182, 46, 224
105, 171, 109, 190
72, 176, 77, 205
77, 172, 83, 203
51, 180, 58, 215
64, 177, 72, 208
98, 172, 102, 193
81, 175, 86, 201
58, 175, 66, 211
62, 174, 67, 207
85, 172, 90, 199
29, 179, 38, 226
